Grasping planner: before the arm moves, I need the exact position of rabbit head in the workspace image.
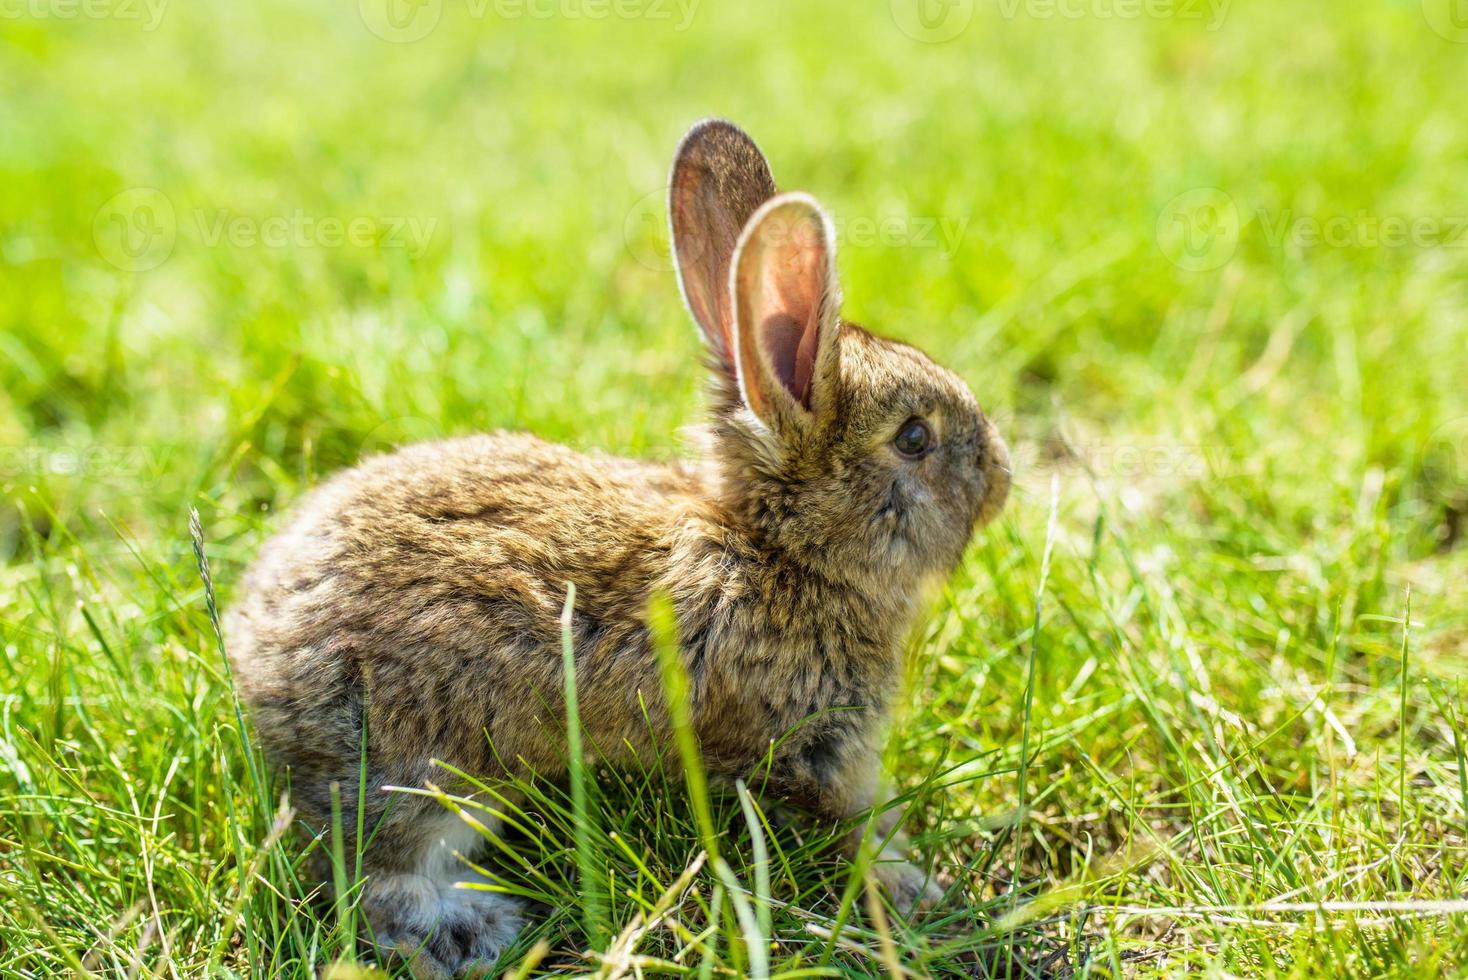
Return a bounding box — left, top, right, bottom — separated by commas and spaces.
670, 119, 1010, 595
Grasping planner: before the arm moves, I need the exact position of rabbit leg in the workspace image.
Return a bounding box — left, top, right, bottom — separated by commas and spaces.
359, 806, 525, 978
834, 769, 944, 913
772, 738, 943, 913
849, 820, 945, 914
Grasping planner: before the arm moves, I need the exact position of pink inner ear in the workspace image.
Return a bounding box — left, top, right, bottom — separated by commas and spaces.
754, 225, 825, 408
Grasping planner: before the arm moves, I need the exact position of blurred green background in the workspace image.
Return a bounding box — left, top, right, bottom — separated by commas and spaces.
4, 0, 1468, 548
3, 0, 1468, 975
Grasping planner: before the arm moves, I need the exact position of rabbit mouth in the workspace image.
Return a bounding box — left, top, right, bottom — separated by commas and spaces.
876, 483, 942, 569
876, 484, 910, 553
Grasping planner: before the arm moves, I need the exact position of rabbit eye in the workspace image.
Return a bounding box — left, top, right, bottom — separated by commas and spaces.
893, 418, 933, 458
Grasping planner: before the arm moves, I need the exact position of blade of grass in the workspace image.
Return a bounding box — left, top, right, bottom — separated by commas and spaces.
328, 781, 355, 963
562, 582, 608, 943
649, 591, 718, 860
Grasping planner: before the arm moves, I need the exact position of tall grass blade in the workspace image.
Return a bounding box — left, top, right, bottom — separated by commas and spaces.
562, 582, 608, 942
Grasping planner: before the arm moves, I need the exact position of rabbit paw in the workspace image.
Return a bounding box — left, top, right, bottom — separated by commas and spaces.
365, 873, 523, 978
873, 859, 943, 914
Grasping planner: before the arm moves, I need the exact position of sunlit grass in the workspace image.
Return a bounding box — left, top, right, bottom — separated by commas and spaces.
3, 0, 1468, 975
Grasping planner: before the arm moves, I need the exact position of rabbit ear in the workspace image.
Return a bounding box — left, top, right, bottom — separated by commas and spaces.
731, 193, 842, 431
669, 119, 778, 379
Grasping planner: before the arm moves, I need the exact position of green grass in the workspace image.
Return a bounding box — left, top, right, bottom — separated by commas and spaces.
4, 0, 1468, 975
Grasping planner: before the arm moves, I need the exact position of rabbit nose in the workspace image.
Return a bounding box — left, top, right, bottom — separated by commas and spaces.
976, 419, 1002, 465
989, 430, 1011, 472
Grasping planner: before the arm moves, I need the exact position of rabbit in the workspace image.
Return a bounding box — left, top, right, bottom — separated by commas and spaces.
225, 118, 1010, 978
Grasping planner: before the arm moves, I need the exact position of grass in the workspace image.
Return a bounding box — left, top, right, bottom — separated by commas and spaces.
3, 0, 1468, 975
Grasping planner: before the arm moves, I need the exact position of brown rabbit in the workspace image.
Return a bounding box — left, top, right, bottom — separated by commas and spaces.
226, 119, 1010, 976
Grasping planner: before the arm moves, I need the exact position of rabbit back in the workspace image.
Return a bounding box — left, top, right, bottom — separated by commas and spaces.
226, 432, 713, 810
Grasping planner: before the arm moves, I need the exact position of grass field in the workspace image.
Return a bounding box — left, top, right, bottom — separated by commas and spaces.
4, 0, 1468, 975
